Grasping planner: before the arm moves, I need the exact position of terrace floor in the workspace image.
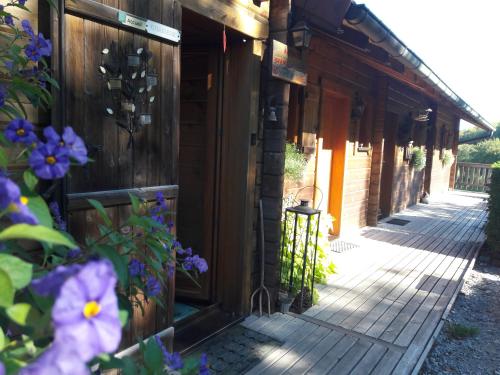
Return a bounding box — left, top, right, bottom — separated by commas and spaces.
241, 191, 488, 374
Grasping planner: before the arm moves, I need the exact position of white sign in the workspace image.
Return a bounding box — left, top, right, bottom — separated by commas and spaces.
118, 11, 181, 43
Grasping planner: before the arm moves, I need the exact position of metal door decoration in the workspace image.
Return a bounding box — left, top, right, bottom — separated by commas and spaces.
99, 41, 158, 148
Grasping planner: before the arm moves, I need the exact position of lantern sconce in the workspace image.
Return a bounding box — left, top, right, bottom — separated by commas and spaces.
291, 21, 313, 49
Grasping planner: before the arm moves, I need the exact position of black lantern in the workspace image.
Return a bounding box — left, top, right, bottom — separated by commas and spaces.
280, 199, 321, 313
291, 21, 312, 49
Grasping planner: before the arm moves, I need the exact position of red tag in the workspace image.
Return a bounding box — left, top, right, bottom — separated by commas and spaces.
223, 26, 227, 53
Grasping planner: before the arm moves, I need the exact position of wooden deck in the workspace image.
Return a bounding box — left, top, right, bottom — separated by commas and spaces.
241, 192, 487, 374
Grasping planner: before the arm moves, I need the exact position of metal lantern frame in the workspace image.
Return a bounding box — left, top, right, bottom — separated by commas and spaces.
280, 200, 321, 313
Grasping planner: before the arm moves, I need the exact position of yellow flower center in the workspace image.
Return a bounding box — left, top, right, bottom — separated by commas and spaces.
16, 128, 25, 136
45, 156, 56, 165
20, 196, 29, 205
83, 301, 101, 319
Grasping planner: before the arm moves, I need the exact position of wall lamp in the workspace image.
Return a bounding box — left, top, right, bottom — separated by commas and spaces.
291, 21, 312, 49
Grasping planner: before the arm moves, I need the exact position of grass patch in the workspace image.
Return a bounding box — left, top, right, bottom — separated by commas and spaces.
446, 323, 480, 340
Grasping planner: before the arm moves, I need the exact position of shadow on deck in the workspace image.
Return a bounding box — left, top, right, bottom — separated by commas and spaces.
241, 192, 488, 375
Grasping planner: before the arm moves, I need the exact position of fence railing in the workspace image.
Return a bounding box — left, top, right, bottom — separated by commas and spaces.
454, 162, 493, 192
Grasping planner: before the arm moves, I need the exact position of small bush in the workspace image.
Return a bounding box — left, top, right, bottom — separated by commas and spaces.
284, 142, 307, 183
486, 162, 500, 252
442, 150, 454, 167
447, 323, 479, 340
410, 148, 426, 171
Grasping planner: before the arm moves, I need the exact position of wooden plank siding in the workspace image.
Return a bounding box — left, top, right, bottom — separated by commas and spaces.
242, 191, 487, 374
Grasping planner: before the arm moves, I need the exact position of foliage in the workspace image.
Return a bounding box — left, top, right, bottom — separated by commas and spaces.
486, 163, 500, 252
459, 123, 500, 143
458, 138, 500, 164
280, 205, 335, 307
284, 143, 307, 183
441, 150, 454, 167
446, 323, 479, 340
0, 4, 207, 374
410, 148, 426, 171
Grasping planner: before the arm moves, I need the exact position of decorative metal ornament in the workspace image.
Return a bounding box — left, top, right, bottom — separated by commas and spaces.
99, 41, 158, 148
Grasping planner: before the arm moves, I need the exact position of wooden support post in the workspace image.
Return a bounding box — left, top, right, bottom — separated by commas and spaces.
260, 0, 291, 310
366, 77, 388, 226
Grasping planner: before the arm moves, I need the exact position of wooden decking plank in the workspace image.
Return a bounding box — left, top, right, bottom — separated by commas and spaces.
244, 322, 319, 374
263, 326, 331, 375
369, 349, 403, 375
285, 330, 345, 374
326, 339, 373, 375
307, 335, 358, 374
349, 344, 388, 375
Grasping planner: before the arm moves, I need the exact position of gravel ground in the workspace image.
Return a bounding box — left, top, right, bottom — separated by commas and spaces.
420, 258, 500, 375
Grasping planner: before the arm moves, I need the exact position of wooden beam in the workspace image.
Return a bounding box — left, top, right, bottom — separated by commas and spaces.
67, 185, 179, 210
180, 0, 268, 39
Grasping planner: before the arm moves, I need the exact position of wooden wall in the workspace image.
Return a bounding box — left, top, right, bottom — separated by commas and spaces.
428, 106, 459, 195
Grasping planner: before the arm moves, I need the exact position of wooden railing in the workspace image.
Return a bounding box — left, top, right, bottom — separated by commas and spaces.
454, 162, 493, 192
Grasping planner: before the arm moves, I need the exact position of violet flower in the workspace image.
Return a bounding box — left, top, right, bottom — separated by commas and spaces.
18, 343, 89, 375
52, 259, 122, 361
4, 14, 14, 26
183, 255, 208, 273
0, 177, 38, 225
0, 360, 4, 375
24, 33, 52, 62
43, 126, 88, 165
4, 118, 38, 145
145, 274, 161, 297
0, 85, 5, 108
154, 335, 183, 370
29, 142, 70, 179
31, 264, 82, 297
21, 19, 34, 37
49, 201, 67, 231
128, 258, 145, 277
199, 353, 209, 375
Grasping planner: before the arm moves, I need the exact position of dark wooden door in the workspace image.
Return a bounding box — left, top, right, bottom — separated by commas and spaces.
60, 0, 181, 344
176, 47, 220, 301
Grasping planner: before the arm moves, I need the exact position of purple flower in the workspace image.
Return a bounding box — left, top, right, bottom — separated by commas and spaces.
0, 177, 38, 225
199, 353, 209, 375
145, 274, 161, 297
4, 15, 14, 26
29, 142, 70, 179
31, 264, 82, 297
24, 33, 52, 61
44, 126, 88, 164
154, 336, 184, 370
128, 258, 145, 277
5, 118, 38, 145
19, 343, 89, 375
0, 361, 4, 375
52, 259, 121, 361
0, 85, 5, 108
49, 201, 67, 231
183, 255, 208, 273
167, 263, 175, 279
18, 0, 27, 5
21, 19, 34, 37
67, 247, 81, 259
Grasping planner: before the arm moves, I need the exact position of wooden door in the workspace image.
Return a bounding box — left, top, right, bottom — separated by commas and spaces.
318, 86, 350, 236
60, 0, 181, 345
380, 112, 398, 217
176, 47, 220, 301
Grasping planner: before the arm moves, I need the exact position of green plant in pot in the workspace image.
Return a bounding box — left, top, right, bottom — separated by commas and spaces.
410, 148, 427, 171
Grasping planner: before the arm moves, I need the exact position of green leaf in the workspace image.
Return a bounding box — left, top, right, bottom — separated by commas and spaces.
88, 199, 112, 226
0, 146, 8, 168
0, 326, 5, 351
0, 224, 76, 248
25, 195, 53, 228
0, 269, 14, 308
0, 254, 33, 289
94, 245, 128, 288
121, 357, 138, 375
129, 193, 141, 214
144, 337, 163, 371
23, 169, 38, 192
119, 309, 129, 327
6, 303, 32, 326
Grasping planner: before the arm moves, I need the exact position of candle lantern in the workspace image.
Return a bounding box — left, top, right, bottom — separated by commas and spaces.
280, 199, 321, 313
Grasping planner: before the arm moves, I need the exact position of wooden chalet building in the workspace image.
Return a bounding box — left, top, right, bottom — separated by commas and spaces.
13, 0, 493, 350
